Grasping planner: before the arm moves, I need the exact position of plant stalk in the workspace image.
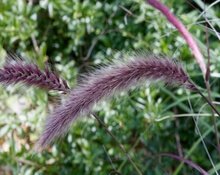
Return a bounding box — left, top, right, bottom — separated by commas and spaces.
92, 112, 143, 175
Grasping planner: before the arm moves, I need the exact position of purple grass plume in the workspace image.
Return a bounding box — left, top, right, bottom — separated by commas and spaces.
36, 55, 196, 150
0, 56, 69, 92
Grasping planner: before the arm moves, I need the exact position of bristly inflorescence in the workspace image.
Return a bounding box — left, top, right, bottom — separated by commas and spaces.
36, 55, 196, 150
0, 58, 69, 92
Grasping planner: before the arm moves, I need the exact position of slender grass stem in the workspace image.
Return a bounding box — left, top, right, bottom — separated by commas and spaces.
190, 81, 220, 117
204, 1, 220, 155
196, 90, 220, 117
91, 112, 143, 175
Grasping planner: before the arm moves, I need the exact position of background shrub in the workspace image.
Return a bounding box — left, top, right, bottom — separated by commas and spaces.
0, 0, 220, 174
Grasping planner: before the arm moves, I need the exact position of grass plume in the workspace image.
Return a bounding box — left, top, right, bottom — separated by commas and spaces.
36, 55, 195, 150
0, 56, 69, 92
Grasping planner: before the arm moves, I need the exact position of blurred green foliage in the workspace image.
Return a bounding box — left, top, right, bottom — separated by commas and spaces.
0, 0, 220, 174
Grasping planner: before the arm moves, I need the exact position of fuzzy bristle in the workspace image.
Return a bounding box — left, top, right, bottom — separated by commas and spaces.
36, 55, 195, 150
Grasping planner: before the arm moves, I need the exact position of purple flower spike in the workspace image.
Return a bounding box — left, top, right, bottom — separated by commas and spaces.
0, 57, 69, 92
36, 55, 195, 150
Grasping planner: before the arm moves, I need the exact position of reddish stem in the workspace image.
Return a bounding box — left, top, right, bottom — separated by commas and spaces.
147, 0, 207, 77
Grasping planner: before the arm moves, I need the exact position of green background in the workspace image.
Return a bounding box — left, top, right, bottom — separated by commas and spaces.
0, 0, 220, 174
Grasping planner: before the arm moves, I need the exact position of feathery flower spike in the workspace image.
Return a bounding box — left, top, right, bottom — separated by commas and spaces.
37, 55, 196, 150
0, 56, 69, 92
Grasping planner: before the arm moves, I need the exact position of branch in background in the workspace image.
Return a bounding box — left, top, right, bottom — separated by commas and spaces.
147, 0, 207, 78
93, 113, 142, 175
159, 153, 209, 175
203, 0, 220, 154
31, 34, 40, 54
0, 55, 69, 92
